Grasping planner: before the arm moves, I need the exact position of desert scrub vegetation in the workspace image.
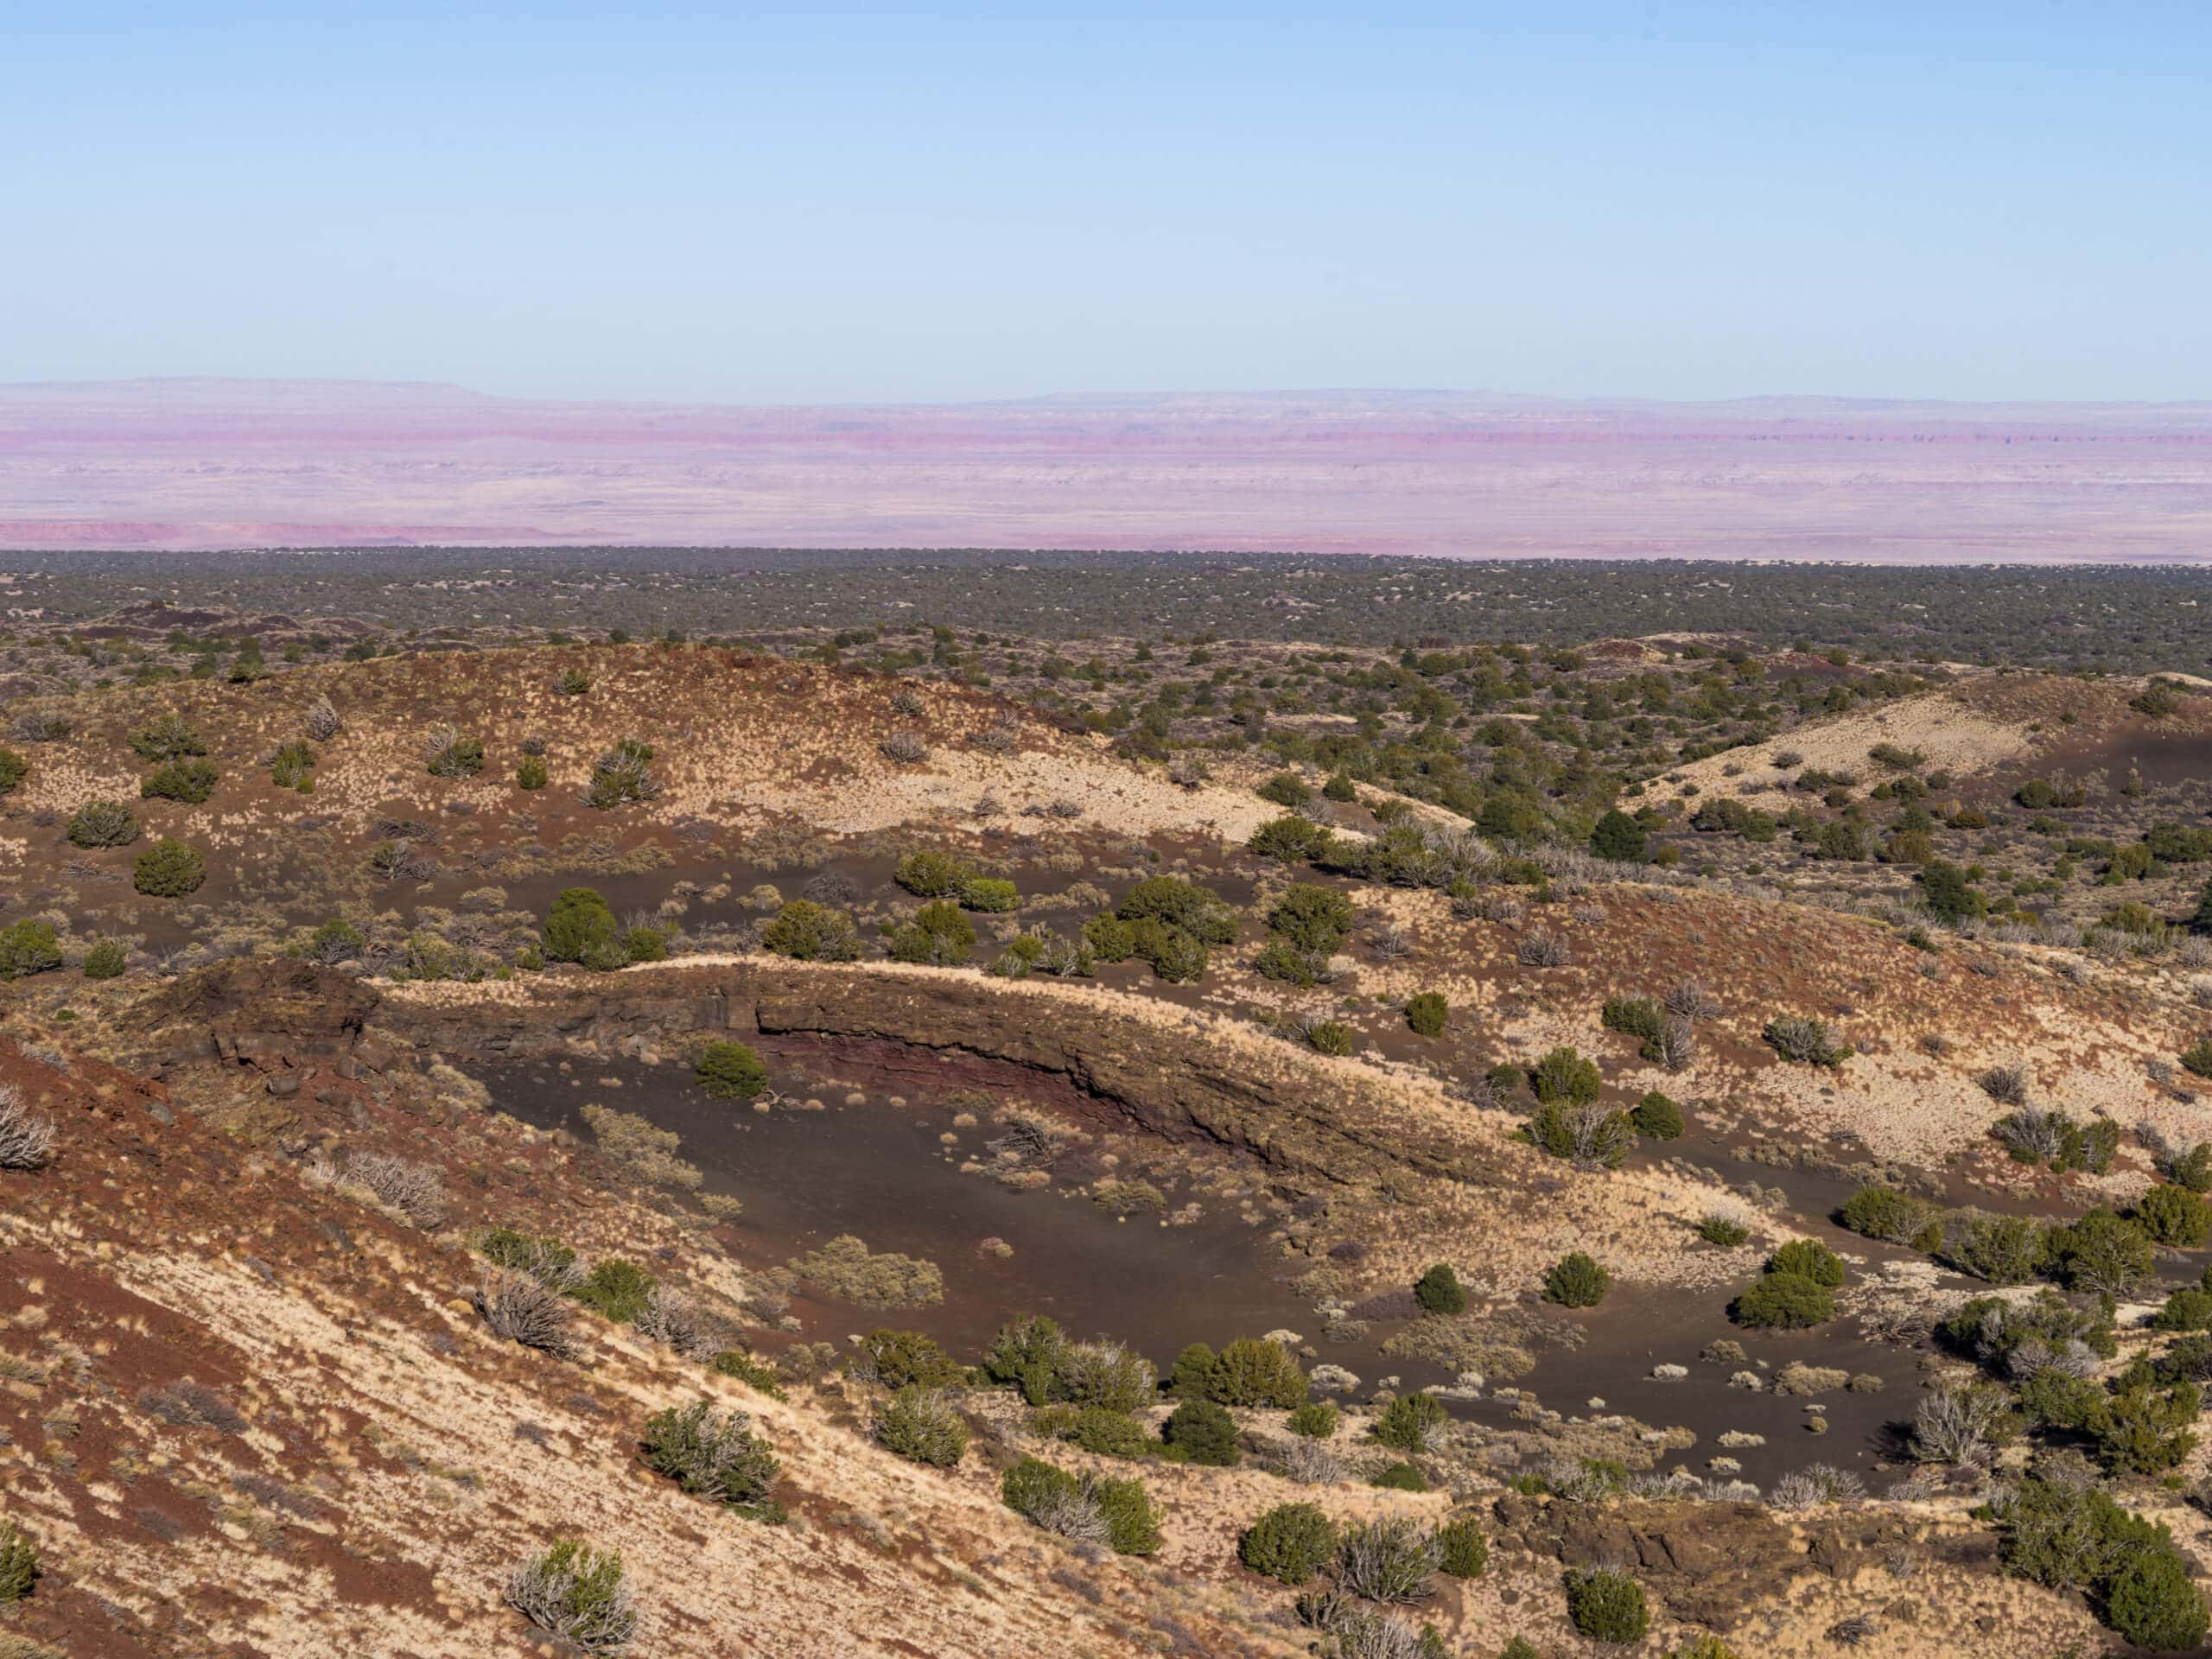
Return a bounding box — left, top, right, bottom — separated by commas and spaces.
0, 1521, 38, 1603
0, 746, 27, 796
132, 838, 206, 896
81, 938, 128, 979
1993, 1474, 2207, 1650
760, 898, 863, 961
324, 1149, 448, 1228
127, 710, 206, 761
873, 1386, 971, 1467
585, 737, 661, 808
1990, 1105, 2120, 1173
1413, 1262, 1465, 1316
1370, 1391, 1449, 1455
693, 1039, 768, 1101
1000, 1456, 1163, 1555
1541, 1251, 1611, 1307
1171, 1338, 1309, 1408
1083, 873, 1236, 983
474, 1270, 581, 1358
1839, 1183, 1939, 1245
640, 1399, 783, 1520
791, 1234, 943, 1308
1240, 1502, 1338, 1585
1564, 1567, 1649, 1644
423, 726, 486, 779
886, 900, 976, 966
1162, 1397, 1242, 1465
1405, 990, 1447, 1037
66, 798, 138, 848
854, 1328, 964, 1392
1731, 1261, 1838, 1330
505, 1540, 638, 1655
982, 1316, 1158, 1411
267, 739, 316, 791
569, 1258, 658, 1324
0, 920, 62, 981
140, 756, 219, 803
0, 1087, 58, 1169
542, 886, 632, 971
1761, 1014, 1852, 1067
581, 1103, 702, 1192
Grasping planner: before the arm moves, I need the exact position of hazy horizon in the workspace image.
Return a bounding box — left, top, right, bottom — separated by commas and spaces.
12, 4, 2212, 405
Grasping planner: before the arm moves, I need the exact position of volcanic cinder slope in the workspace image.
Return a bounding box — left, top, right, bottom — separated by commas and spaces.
6, 379, 2212, 560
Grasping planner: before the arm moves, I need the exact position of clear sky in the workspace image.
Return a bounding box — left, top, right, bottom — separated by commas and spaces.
6, 3, 2209, 404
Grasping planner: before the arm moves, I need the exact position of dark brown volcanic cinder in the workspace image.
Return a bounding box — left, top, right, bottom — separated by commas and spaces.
3, 378, 2211, 560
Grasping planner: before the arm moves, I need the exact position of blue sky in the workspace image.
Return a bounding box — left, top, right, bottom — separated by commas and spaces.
5, 3, 2209, 403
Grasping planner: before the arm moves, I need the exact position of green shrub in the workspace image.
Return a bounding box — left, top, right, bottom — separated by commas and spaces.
2182, 1037, 2212, 1080
556, 667, 592, 696
1564, 1567, 1649, 1644
480, 1226, 577, 1277
569, 1259, 656, 1323
1527, 1100, 1633, 1168
2136, 1183, 2212, 1248
1091, 1474, 1164, 1556
1434, 1516, 1489, 1579
1370, 1459, 1428, 1491
1406, 991, 1448, 1037
543, 887, 624, 969
0, 1521, 36, 1602
709, 1349, 789, 1401
873, 1387, 970, 1467
1600, 995, 1665, 1046
760, 899, 861, 961
1065, 1406, 1150, 1458
1082, 912, 1137, 962
2095, 1380, 2201, 1476
140, 757, 219, 804
1162, 1398, 1241, 1466
1286, 1401, 1339, 1439
1050, 1338, 1155, 1414
1116, 875, 1236, 944
1542, 1252, 1611, 1308
1530, 1046, 1602, 1104
1371, 1391, 1448, 1452
1414, 1262, 1465, 1315
982, 1314, 1068, 1406
895, 849, 972, 897
67, 799, 139, 848
1766, 1238, 1846, 1288
960, 876, 1020, 913
1268, 883, 1354, 952
623, 925, 668, 963
1303, 1019, 1355, 1056
1001, 1456, 1077, 1516
1258, 772, 1312, 807
506, 1539, 636, 1653
0, 747, 29, 797
1248, 814, 1333, 862
855, 1328, 965, 1390
1997, 1474, 2164, 1593
2154, 1287, 2212, 1332
0, 920, 63, 981
640, 1398, 782, 1515
1732, 1271, 1835, 1329
1840, 1184, 1935, 1243
133, 839, 205, 897
1193, 1338, 1308, 1408
1240, 1503, 1338, 1584
694, 1040, 768, 1101
270, 740, 316, 791
1697, 1212, 1751, 1246
1941, 1211, 2050, 1284
1630, 1090, 1683, 1139
2106, 1548, 2209, 1650
425, 733, 485, 779
80, 938, 128, 980
2048, 1210, 2154, 1300
518, 756, 549, 790
130, 712, 207, 761
1254, 936, 1325, 986
887, 900, 976, 966
1761, 1015, 1851, 1067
